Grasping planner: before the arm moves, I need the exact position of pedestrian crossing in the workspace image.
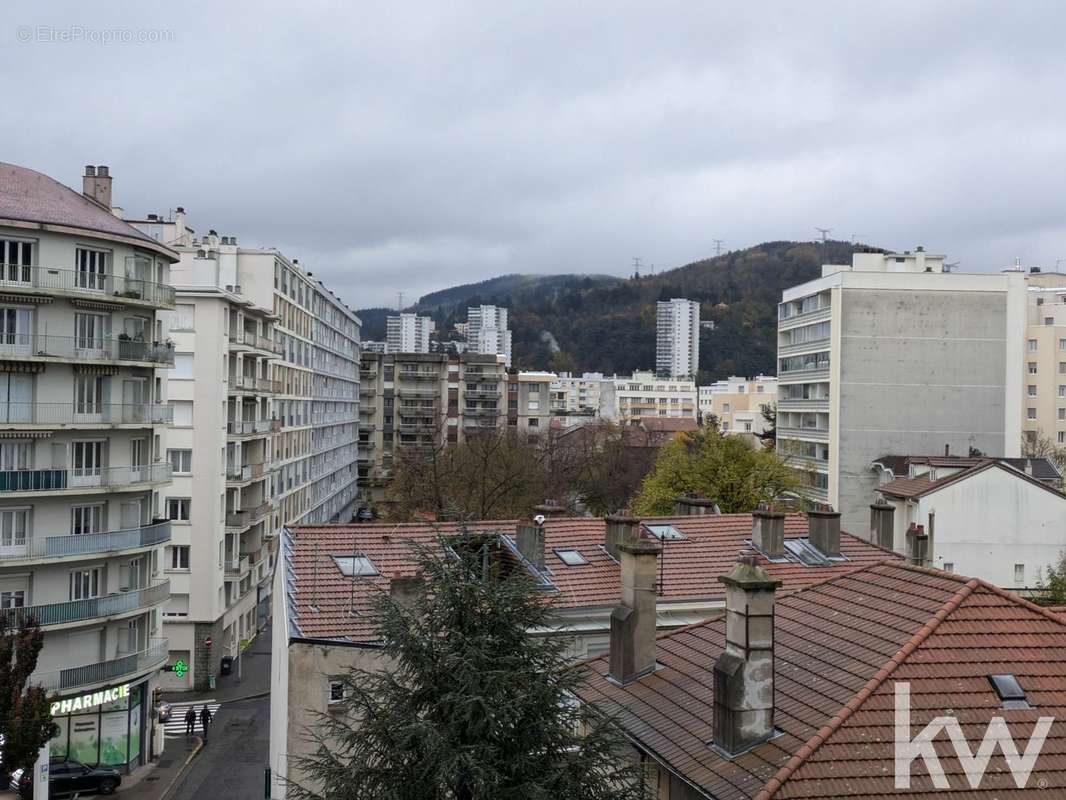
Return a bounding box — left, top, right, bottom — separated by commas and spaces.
163, 700, 222, 737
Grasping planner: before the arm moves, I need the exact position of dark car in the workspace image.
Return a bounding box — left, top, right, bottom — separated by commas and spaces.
355, 505, 375, 521
11, 758, 122, 798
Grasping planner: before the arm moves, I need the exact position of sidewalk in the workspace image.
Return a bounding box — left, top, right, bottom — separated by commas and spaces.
118, 736, 201, 800
161, 622, 272, 705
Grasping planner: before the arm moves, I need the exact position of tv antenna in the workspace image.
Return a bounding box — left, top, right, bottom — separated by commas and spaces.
815, 227, 833, 243
712, 239, 725, 257
945, 261, 960, 273
396, 291, 404, 311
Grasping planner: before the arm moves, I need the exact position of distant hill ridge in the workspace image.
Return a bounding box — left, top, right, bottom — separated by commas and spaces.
356, 240, 872, 381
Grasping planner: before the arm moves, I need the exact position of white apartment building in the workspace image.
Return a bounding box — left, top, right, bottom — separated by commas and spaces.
466, 305, 512, 367
777, 248, 1024, 534
131, 215, 360, 692
656, 298, 700, 379
698, 375, 777, 435
550, 372, 608, 420
385, 313, 432, 354
0, 163, 177, 771
611, 371, 697, 420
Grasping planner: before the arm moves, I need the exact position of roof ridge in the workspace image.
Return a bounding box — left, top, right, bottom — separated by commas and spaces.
967, 575, 1066, 629
754, 576, 981, 800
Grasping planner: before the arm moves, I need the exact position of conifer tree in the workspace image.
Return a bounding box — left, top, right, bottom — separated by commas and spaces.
0, 616, 58, 779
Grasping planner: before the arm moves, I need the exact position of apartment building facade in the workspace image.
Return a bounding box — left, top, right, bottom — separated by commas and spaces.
698, 374, 777, 435
611, 370, 697, 420
385, 313, 432, 354
655, 297, 700, 379
777, 249, 1024, 534
0, 163, 177, 770
1021, 270, 1066, 444
466, 305, 512, 366
507, 371, 553, 436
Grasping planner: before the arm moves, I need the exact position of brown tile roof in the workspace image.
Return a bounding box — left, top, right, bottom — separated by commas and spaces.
0, 162, 174, 259
636, 417, 700, 433
575, 561, 1066, 799
878, 459, 1066, 501
283, 514, 896, 641
872, 453, 1061, 483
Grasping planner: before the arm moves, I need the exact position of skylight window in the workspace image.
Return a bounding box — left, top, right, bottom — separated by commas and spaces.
644, 524, 685, 541
333, 555, 379, 577
989, 674, 1031, 709
555, 548, 588, 566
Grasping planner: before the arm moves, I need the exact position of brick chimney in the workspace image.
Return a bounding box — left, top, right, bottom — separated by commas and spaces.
515, 519, 545, 570
869, 499, 895, 550
389, 576, 420, 609
905, 523, 932, 567
604, 514, 639, 560
608, 538, 661, 684
674, 493, 719, 516
713, 557, 781, 755
751, 509, 784, 558
83, 164, 112, 209
806, 508, 841, 557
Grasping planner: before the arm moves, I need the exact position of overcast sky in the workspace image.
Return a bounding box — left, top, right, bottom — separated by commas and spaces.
6, 1, 1066, 308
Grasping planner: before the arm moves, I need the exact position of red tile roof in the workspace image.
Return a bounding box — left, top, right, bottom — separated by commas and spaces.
283, 514, 897, 641
575, 561, 1066, 799
635, 417, 700, 433
878, 459, 1066, 501
0, 163, 175, 259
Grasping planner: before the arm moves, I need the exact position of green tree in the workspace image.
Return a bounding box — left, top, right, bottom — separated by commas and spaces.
1036, 551, 1066, 607
289, 535, 643, 800
633, 428, 800, 515
0, 616, 58, 779
755, 401, 777, 452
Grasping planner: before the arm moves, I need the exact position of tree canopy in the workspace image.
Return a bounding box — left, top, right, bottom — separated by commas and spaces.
632, 428, 800, 515
289, 534, 643, 800
0, 616, 58, 778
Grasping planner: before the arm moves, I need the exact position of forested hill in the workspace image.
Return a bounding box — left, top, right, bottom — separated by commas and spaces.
356, 240, 872, 382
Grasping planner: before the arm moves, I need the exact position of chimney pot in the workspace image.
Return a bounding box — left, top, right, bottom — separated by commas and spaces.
751, 509, 785, 558
869, 499, 895, 550
84, 165, 96, 177
389, 575, 420, 609
713, 557, 781, 754
608, 538, 661, 684
604, 514, 639, 560
674, 493, 719, 516
806, 508, 841, 557
96, 165, 109, 177
82, 164, 113, 210
515, 521, 545, 570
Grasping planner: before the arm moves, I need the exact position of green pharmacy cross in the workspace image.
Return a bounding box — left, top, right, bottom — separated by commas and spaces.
171, 659, 188, 678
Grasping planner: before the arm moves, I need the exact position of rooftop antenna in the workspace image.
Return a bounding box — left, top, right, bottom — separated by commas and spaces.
945, 261, 960, 273
712, 239, 725, 257
814, 227, 833, 243
850, 234, 867, 244
396, 291, 405, 311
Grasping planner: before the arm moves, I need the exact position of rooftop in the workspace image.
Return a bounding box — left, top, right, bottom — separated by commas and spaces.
575, 560, 1066, 799
877, 458, 1066, 501
872, 453, 1061, 483
282, 513, 895, 641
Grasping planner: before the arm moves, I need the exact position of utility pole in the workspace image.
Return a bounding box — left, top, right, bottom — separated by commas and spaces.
712, 239, 725, 257
850, 234, 867, 244
632, 256, 643, 279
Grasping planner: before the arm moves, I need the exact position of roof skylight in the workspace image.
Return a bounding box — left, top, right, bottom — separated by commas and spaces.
988, 674, 1031, 709
644, 524, 685, 541
555, 548, 588, 566
333, 555, 379, 577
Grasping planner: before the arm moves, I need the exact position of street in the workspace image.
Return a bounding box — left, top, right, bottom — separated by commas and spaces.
167, 692, 270, 800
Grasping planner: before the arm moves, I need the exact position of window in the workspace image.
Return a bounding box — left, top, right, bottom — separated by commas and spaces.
168, 449, 192, 473
644, 523, 686, 541
555, 548, 588, 566
69, 567, 102, 600
1060, 338, 1066, 351
172, 304, 195, 331
1028, 385, 1037, 397
1028, 339, 1038, 352
1059, 386, 1066, 398
0, 590, 24, 609
167, 497, 191, 521
943, 563, 954, 573
0, 508, 28, 547
0, 239, 33, 283
75, 248, 108, 290
328, 679, 346, 705
1028, 408, 1037, 420
1058, 432, 1064, 444
1014, 564, 1025, 584
168, 545, 190, 570
1046, 317, 1055, 326
333, 556, 378, 576
1061, 362, 1066, 375
743, 421, 753, 432
528, 418, 539, 427
1059, 409, 1065, 421
1029, 362, 1038, 374
723, 402, 731, 412
0, 441, 31, 471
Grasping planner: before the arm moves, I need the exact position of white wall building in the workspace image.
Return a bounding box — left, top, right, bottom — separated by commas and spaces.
0, 163, 178, 772
466, 305, 512, 367
550, 372, 607, 419
698, 375, 778, 435
385, 313, 432, 354
777, 248, 1025, 535
656, 298, 700, 379
611, 371, 697, 420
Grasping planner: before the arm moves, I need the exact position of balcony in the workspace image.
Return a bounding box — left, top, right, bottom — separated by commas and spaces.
31, 638, 169, 694
0, 463, 171, 496
1, 580, 170, 630
0, 521, 171, 564
397, 371, 440, 382
778, 397, 830, 413
394, 387, 439, 399
778, 304, 831, 330
778, 338, 831, 358
777, 426, 830, 443
226, 502, 271, 529
464, 387, 500, 398
225, 555, 250, 576
0, 266, 175, 308
0, 402, 173, 429
463, 407, 499, 417
226, 419, 272, 437
255, 377, 281, 393
0, 334, 175, 367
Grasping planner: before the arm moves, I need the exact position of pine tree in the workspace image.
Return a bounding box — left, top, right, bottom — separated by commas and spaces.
289, 534, 644, 800
0, 616, 58, 779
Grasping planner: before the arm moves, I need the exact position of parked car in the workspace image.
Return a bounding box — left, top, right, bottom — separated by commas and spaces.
11, 758, 121, 798
156, 700, 173, 723
355, 505, 375, 521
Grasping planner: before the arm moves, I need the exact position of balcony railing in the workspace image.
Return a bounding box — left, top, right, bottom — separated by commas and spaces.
0, 334, 175, 366
224, 555, 250, 575
0, 521, 171, 562
1, 580, 170, 629
397, 371, 440, 382
227, 419, 272, 436
227, 464, 252, 482
226, 502, 270, 529
0, 402, 173, 427
0, 463, 171, 494
0, 266, 175, 307
30, 638, 169, 693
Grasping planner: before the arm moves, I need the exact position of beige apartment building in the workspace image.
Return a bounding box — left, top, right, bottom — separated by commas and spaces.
1021, 270, 1066, 445
698, 375, 777, 436
612, 370, 697, 420
0, 163, 177, 771
130, 216, 360, 691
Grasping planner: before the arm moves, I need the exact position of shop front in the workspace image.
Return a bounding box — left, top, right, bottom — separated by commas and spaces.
47, 677, 149, 772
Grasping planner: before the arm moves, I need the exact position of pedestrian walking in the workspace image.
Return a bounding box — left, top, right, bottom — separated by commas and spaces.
200, 704, 212, 741
184, 706, 196, 736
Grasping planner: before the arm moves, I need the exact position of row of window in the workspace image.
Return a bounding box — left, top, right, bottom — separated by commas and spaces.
1027, 338, 1066, 351
1, 557, 148, 607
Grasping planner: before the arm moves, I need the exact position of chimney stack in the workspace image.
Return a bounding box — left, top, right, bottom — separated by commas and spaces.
608, 538, 661, 685
389, 575, 421, 609
806, 508, 841, 557
713, 557, 781, 755
869, 499, 895, 550
905, 523, 931, 567
532, 500, 566, 518
674, 493, 719, 516
604, 514, 639, 560
751, 509, 785, 558
83, 164, 113, 209
515, 519, 545, 570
